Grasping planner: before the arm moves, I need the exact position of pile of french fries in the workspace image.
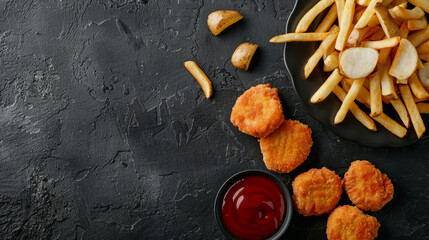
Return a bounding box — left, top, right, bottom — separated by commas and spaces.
270, 0, 429, 139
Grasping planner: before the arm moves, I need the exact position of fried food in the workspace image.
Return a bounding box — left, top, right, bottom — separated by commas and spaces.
344, 160, 394, 211
230, 84, 284, 138
259, 120, 313, 173
327, 205, 380, 240
292, 167, 343, 216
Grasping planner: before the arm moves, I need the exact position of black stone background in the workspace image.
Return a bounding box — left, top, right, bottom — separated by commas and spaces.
0, 0, 427, 239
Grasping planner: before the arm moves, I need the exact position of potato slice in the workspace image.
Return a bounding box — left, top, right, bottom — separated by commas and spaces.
339, 47, 379, 79
389, 38, 418, 80
231, 43, 258, 71
207, 10, 243, 36
418, 62, 429, 88
184, 61, 213, 98
360, 36, 400, 49
296, 0, 335, 33
374, 3, 400, 38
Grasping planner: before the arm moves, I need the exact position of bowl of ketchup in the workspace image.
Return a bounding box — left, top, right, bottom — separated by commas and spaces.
214, 170, 293, 240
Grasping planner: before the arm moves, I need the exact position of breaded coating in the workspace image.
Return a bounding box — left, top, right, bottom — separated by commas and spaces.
230, 84, 284, 138
327, 205, 380, 240
259, 120, 313, 173
292, 167, 343, 216
344, 160, 394, 211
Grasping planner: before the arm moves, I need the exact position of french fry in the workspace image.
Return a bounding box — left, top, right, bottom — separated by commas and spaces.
409, 73, 429, 99
408, 0, 429, 13
357, 0, 372, 6
374, 3, 400, 38
399, 21, 409, 38
408, 18, 428, 31
367, 14, 381, 27
389, 0, 407, 6
420, 62, 429, 88
369, 72, 383, 117
270, 32, 332, 43
305, 26, 340, 78
389, 38, 418, 80
389, 6, 425, 20
378, 47, 391, 64
316, 4, 338, 33
391, 99, 410, 128
381, 0, 395, 6
373, 113, 407, 138
332, 85, 377, 131
355, 0, 382, 29
399, 84, 426, 138
396, 78, 408, 84
335, 0, 355, 51
311, 69, 343, 103
334, 78, 365, 124
343, 78, 371, 107
336, 0, 345, 26
348, 26, 380, 47
418, 58, 425, 70
416, 40, 429, 55
184, 61, 213, 98
296, 0, 336, 33
417, 103, 429, 113
420, 54, 429, 62
369, 28, 386, 40
378, 62, 399, 99
408, 26, 429, 47
354, 8, 366, 24
324, 51, 340, 72
360, 36, 400, 49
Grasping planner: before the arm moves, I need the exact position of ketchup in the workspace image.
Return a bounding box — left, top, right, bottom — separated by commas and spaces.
221, 175, 286, 240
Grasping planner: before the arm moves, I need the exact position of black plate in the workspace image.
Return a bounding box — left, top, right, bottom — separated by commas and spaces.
283, 0, 429, 147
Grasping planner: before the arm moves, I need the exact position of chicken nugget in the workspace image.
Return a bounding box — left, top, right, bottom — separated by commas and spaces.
344, 160, 394, 211
327, 205, 380, 240
292, 167, 343, 216
230, 84, 284, 138
259, 120, 313, 173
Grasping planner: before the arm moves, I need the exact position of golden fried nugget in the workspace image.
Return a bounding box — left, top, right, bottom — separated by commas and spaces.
344, 160, 394, 211
259, 120, 313, 173
230, 84, 284, 138
292, 167, 343, 216
327, 205, 380, 240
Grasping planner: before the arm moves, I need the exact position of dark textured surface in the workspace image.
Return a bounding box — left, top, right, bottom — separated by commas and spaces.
0, 0, 427, 239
